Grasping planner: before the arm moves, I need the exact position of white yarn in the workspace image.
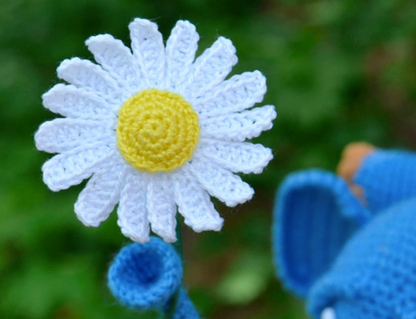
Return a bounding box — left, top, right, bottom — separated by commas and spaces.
42, 84, 117, 119
117, 169, 149, 243
165, 20, 199, 91
75, 154, 126, 227
200, 105, 276, 142
129, 19, 165, 88
195, 139, 272, 174
189, 158, 254, 207
86, 34, 143, 93
35, 118, 112, 153
146, 173, 177, 243
57, 58, 124, 103
42, 142, 114, 192
321, 308, 336, 319
182, 37, 238, 100
172, 165, 224, 232
195, 71, 266, 117
35, 18, 276, 243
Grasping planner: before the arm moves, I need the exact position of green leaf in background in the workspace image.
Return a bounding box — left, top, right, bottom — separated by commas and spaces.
216, 251, 273, 305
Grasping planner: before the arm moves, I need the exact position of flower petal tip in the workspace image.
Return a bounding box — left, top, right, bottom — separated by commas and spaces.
85, 33, 115, 47
129, 18, 159, 31
188, 216, 224, 233
176, 20, 196, 30
217, 36, 238, 64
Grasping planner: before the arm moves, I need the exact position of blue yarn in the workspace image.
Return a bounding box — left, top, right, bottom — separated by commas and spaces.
354, 149, 416, 213
307, 197, 416, 319
168, 288, 200, 319
108, 237, 200, 318
273, 169, 370, 298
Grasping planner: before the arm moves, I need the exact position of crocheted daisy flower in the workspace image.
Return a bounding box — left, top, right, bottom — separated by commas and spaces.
35, 18, 276, 243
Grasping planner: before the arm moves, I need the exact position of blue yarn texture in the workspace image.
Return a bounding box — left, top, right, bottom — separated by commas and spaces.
354, 149, 416, 213
307, 197, 416, 319
108, 237, 200, 318
273, 169, 370, 298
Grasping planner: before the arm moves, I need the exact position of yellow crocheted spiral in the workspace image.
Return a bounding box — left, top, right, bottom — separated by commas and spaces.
117, 89, 200, 173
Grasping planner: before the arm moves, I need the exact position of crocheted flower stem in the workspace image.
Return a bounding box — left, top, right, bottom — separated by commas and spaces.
164, 216, 184, 319
164, 288, 200, 319
162, 293, 180, 319
173, 215, 184, 262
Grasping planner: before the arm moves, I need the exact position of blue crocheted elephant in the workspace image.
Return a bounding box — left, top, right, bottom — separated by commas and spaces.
273, 147, 416, 319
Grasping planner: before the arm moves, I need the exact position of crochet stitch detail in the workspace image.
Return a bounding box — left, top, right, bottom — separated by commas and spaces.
308, 197, 416, 319
273, 169, 369, 298
35, 18, 276, 243
117, 89, 199, 173
353, 149, 416, 213
108, 237, 200, 318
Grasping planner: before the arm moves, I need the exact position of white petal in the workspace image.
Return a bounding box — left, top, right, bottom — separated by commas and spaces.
42, 142, 114, 191
85, 34, 143, 94
117, 170, 150, 243
57, 57, 126, 103
189, 159, 254, 207
172, 165, 223, 232
75, 155, 127, 227
200, 105, 276, 142
165, 20, 199, 91
194, 71, 266, 116
42, 84, 117, 120
195, 140, 273, 174
35, 118, 113, 153
146, 174, 177, 242
182, 37, 237, 100
129, 18, 165, 88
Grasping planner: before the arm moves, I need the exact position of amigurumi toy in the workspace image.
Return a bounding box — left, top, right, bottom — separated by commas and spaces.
273, 143, 416, 318
308, 196, 416, 319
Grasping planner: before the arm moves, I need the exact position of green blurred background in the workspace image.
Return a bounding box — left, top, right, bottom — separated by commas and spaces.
1, 0, 416, 318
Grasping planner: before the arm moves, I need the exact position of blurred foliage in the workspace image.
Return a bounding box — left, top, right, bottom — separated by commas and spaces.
1, 0, 416, 318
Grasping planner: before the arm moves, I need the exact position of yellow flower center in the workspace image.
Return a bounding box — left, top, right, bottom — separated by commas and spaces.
116, 89, 200, 173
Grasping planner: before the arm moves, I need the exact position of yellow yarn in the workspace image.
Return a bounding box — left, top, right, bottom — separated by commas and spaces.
116, 89, 200, 173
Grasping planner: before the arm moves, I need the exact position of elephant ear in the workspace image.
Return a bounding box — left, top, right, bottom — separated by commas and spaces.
272, 169, 370, 298
307, 197, 416, 319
